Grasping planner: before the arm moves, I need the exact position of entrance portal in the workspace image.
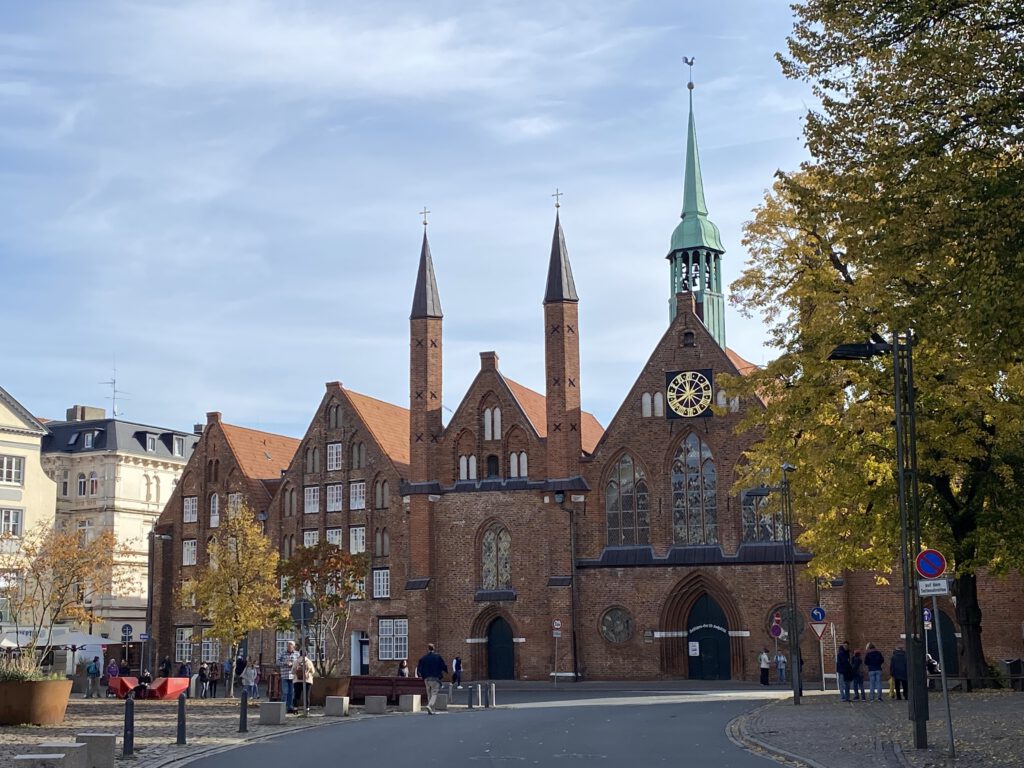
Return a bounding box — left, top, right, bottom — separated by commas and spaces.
486, 617, 514, 679
686, 594, 731, 680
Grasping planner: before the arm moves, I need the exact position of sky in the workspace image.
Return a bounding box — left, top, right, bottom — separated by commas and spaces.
1, 0, 812, 437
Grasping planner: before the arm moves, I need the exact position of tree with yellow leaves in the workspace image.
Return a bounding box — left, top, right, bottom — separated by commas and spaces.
179, 504, 287, 695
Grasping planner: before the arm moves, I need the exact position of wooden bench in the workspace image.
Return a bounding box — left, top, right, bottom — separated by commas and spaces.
347, 676, 426, 704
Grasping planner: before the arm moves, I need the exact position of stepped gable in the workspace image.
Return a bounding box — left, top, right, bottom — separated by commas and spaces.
502, 375, 603, 456
345, 389, 410, 472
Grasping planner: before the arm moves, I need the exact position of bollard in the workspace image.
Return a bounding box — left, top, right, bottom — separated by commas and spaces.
483, 684, 491, 708
239, 689, 248, 733
467, 684, 475, 709
122, 697, 134, 757
176, 693, 187, 745
488, 683, 497, 707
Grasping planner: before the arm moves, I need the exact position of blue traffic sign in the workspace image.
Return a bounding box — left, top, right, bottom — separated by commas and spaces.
139, 632, 150, 641
810, 606, 826, 622
915, 549, 947, 579
923, 608, 933, 623
121, 623, 133, 636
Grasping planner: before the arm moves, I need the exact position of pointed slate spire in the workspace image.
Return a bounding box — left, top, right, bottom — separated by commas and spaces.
544, 212, 578, 304
670, 79, 724, 254
410, 231, 443, 319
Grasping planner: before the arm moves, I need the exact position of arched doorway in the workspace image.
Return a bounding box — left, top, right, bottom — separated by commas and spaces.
925, 609, 958, 675
487, 617, 514, 679
687, 594, 731, 680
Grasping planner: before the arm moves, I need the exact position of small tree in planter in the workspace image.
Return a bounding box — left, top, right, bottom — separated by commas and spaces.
0, 524, 133, 724
278, 541, 368, 679
179, 504, 288, 697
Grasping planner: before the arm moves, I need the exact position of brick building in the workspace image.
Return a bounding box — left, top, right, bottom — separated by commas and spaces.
151, 85, 1023, 683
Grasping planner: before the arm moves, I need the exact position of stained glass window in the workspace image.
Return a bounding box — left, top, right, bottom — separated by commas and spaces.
481, 525, 511, 589
742, 490, 786, 542
671, 434, 717, 544
605, 454, 650, 546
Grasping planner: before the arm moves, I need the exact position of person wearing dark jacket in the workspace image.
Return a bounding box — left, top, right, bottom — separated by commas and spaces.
864, 643, 885, 701
836, 641, 854, 702
890, 646, 909, 700
416, 643, 448, 715
850, 650, 865, 700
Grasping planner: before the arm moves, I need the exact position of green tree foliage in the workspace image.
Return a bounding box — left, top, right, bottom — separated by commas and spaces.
278, 541, 368, 677
729, 2, 1024, 684
180, 505, 287, 694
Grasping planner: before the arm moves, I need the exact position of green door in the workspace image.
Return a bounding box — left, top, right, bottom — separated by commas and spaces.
687, 594, 731, 680
487, 618, 515, 680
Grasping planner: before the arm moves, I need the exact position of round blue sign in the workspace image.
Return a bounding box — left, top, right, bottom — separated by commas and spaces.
923, 608, 933, 623
810, 606, 826, 622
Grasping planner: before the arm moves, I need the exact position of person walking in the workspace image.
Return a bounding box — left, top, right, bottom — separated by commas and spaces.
864, 643, 885, 701
278, 640, 300, 713
293, 652, 315, 710
758, 648, 771, 686
890, 645, 909, 701
85, 656, 102, 698
452, 656, 463, 688
208, 658, 220, 698
836, 641, 853, 702
850, 649, 866, 700
774, 650, 787, 685
198, 662, 210, 698
416, 643, 448, 715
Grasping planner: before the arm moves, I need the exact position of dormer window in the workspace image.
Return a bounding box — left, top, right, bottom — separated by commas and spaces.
67, 433, 79, 446
173, 436, 185, 457
84, 432, 94, 449
146, 435, 157, 452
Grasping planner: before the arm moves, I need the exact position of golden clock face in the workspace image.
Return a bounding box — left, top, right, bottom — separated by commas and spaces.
666, 370, 713, 418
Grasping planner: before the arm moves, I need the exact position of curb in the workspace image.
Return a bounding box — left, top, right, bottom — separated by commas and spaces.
726, 699, 833, 768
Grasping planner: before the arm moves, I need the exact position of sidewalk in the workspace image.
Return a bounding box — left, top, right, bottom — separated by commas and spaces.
733, 689, 1023, 768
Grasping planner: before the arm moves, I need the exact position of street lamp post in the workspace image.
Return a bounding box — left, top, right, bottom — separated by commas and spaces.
828, 331, 928, 749
780, 463, 801, 705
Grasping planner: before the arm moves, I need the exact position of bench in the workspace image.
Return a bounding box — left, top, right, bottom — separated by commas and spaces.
347, 676, 426, 704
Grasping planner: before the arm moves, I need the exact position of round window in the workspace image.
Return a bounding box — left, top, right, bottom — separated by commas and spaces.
599, 607, 634, 644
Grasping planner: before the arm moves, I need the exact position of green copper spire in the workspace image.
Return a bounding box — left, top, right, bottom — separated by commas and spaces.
667, 60, 726, 348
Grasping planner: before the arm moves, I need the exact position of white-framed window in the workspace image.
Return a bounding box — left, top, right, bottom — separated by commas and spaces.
327, 443, 343, 471
77, 473, 86, 496
182, 539, 197, 566
173, 436, 185, 457
146, 435, 157, 452
276, 630, 295, 660
349, 525, 366, 554
88, 471, 98, 496
372, 568, 390, 599
175, 627, 193, 662
60, 470, 69, 497
228, 492, 242, 515
304, 486, 320, 514
183, 496, 198, 523
303, 529, 319, 548
378, 618, 408, 660
209, 494, 220, 527
0, 509, 22, 537
201, 636, 221, 663
349, 481, 366, 510
326, 528, 343, 546
84, 432, 94, 449
77, 518, 94, 544
326, 484, 343, 512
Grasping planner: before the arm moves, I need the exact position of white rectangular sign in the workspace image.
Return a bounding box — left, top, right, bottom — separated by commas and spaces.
918, 579, 950, 596
688, 641, 700, 657
552, 630, 562, 638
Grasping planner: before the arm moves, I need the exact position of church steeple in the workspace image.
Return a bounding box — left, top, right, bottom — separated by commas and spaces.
667, 60, 726, 348
410, 230, 443, 319
544, 210, 578, 304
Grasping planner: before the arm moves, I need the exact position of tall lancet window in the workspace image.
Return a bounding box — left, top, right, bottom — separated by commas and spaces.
671, 434, 717, 545
605, 454, 650, 546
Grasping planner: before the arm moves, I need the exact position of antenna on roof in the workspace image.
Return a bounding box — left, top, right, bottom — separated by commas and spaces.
100, 361, 130, 417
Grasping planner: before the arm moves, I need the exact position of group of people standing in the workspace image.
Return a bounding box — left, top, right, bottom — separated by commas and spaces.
835, 641, 935, 702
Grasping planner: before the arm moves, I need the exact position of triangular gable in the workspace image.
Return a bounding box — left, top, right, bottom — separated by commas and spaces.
0, 385, 48, 436
220, 423, 300, 481
344, 388, 410, 473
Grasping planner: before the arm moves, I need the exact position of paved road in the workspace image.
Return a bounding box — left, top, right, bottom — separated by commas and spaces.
190, 692, 777, 768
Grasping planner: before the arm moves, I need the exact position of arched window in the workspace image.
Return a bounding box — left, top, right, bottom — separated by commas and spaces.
605, 454, 650, 546
210, 493, 220, 528
88, 471, 99, 496
483, 408, 493, 441
671, 434, 717, 544
493, 408, 502, 438
509, 452, 519, 478
653, 392, 665, 418
481, 524, 511, 589
154, 476, 161, 504
742, 490, 784, 542
327, 404, 340, 429
382, 528, 390, 557
380, 480, 389, 508
486, 455, 499, 479
77, 473, 86, 496
641, 392, 652, 417
459, 455, 469, 480
144, 475, 152, 502
375, 528, 383, 556
351, 442, 366, 470
518, 451, 528, 478
469, 455, 477, 480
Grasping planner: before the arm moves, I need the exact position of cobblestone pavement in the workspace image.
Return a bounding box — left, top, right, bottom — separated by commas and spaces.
0, 697, 373, 768
733, 689, 1024, 768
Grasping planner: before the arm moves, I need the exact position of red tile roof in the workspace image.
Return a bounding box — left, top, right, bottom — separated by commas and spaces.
726, 347, 760, 376
503, 376, 604, 455
345, 389, 410, 470
220, 423, 300, 480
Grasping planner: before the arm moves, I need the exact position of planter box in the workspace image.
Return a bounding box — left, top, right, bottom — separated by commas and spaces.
0, 679, 74, 725
310, 676, 349, 706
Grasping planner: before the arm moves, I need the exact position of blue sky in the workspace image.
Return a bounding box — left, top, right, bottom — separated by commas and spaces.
1, 1, 811, 437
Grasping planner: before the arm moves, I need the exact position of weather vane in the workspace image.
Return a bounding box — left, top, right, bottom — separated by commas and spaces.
552, 188, 563, 209
420, 207, 430, 227
683, 56, 695, 90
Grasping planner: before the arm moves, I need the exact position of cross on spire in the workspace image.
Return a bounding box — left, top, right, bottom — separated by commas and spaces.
420, 207, 430, 227
551, 188, 563, 209
683, 56, 695, 90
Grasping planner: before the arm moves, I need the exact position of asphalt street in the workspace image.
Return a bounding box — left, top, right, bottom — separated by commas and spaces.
189, 691, 777, 767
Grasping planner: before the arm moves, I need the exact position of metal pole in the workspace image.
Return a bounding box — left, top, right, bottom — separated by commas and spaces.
931, 596, 956, 758
176, 692, 187, 745
122, 696, 134, 757
239, 688, 248, 733
145, 531, 154, 676
893, 332, 928, 748
553, 634, 559, 688
781, 470, 801, 704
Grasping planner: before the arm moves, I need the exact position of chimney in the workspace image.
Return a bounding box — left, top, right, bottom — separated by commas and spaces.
193, 424, 205, 436
479, 351, 500, 371
676, 291, 704, 323
206, 412, 222, 426
66, 405, 106, 422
